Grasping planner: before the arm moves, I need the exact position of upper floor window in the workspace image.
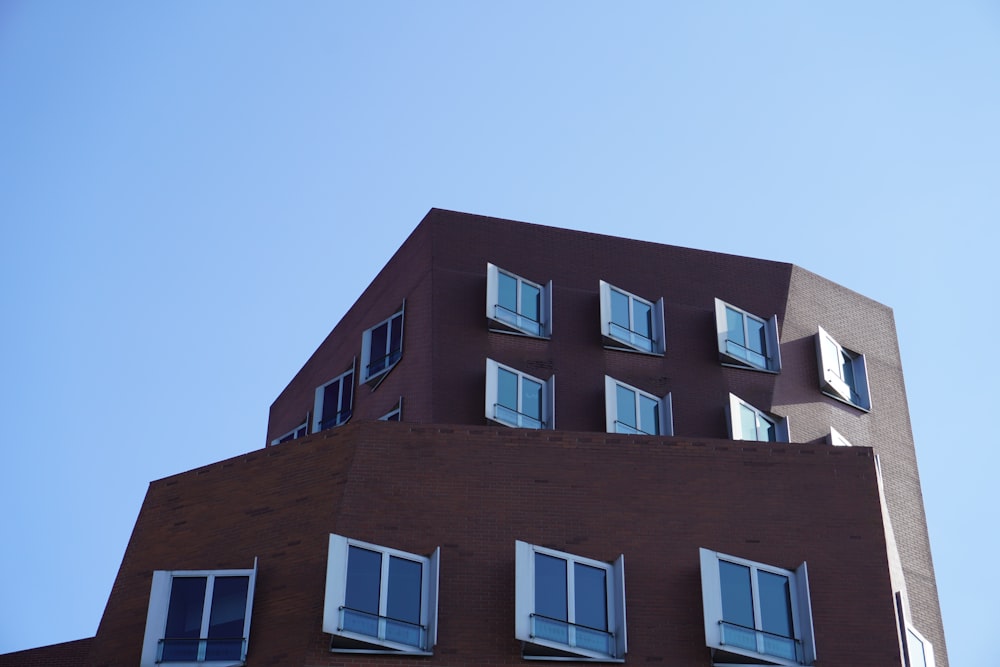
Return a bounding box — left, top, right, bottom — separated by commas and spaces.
699, 548, 815, 666
361, 305, 404, 385
324, 534, 440, 654
714, 299, 781, 372
486, 263, 552, 338
313, 364, 354, 433
905, 624, 936, 667
140, 562, 257, 667
727, 394, 790, 443
515, 540, 627, 661
599, 281, 665, 355
604, 376, 673, 436
485, 359, 554, 430
816, 326, 871, 411
270, 421, 308, 446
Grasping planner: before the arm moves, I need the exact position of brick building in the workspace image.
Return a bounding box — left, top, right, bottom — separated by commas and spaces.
2, 209, 945, 666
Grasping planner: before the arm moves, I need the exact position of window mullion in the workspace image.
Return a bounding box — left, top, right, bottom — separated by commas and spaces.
199, 575, 215, 660
749, 566, 765, 654
378, 551, 391, 623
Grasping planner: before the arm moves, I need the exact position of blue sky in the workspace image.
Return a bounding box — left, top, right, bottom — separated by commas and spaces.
1, 3, 996, 663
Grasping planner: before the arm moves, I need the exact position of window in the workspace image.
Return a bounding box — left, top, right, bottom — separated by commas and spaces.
904, 624, 936, 667
140, 563, 257, 666
487, 263, 552, 337
270, 421, 308, 446
828, 427, 853, 447
816, 326, 871, 410
379, 397, 403, 422
699, 548, 815, 666
604, 376, 673, 436
727, 394, 790, 443
599, 281, 665, 355
324, 534, 440, 654
714, 299, 781, 372
515, 541, 626, 661
485, 359, 554, 429
361, 305, 404, 385
313, 364, 354, 432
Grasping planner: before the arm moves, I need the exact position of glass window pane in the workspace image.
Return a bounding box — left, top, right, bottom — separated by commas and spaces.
633, 300, 652, 338
345, 546, 382, 616
639, 395, 660, 435
535, 553, 567, 621
387, 556, 422, 625
574, 563, 608, 631
206, 576, 249, 660
341, 373, 353, 421
163, 577, 207, 661
907, 629, 929, 667
739, 404, 759, 441
616, 385, 637, 429
719, 561, 754, 629
521, 282, 540, 322
369, 323, 389, 373
726, 308, 746, 346
388, 314, 403, 358
758, 571, 793, 638
746, 317, 766, 355
610, 290, 630, 329
497, 368, 518, 410
522, 378, 543, 421
760, 415, 777, 442
498, 272, 517, 312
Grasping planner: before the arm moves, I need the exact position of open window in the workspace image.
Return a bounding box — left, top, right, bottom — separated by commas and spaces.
487, 263, 552, 338
313, 362, 355, 433
904, 624, 936, 667
324, 534, 440, 654
699, 548, 815, 666
379, 397, 403, 422
485, 359, 554, 430
714, 299, 781, 372
604, 376, 673, 436
828, 427, 853, 447
270, 420, 308, 446
727, 394, 790, 443
140, 562, 257, 666
599, 281, 665, 355
816, 326, 871, 411
361, 304, 404, 385
515, 540, 626, 661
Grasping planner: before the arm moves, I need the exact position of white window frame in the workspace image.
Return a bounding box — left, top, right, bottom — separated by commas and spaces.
486, 263, 552, 338
699, 548, 815, 666
140, 562, 258, 667
714, 298, 781, 372
727, 394, 790, 443
485, 359, 555, 430
515, 540, 627, 661
361, 303, 405, 385
599, 281, 665, 355
323, 534, 440, 655
604, 376, 673, 436
270, 420, 308, 446
828, 427, 853, 447
816, 326, 871, 411
313, 362, 355, 433
904, 623, 936, 667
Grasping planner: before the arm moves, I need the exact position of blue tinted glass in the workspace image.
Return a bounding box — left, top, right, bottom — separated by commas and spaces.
389, 314, 403, 357
345, 546, 382, 616
521, 282, 540, 322
206, 576, 248, 660
341, 373, 353, 421
163, 577, 206, 661
610, 290, 630, 328
369, 323, 389, 372
841, 350, 855, 387
322, 379, 342, 428
739, 404, 759, 441
633, 300, 652, 338
761, 418, 776, 442
758, 571, 793, 638
387, 556, 422, 625
498, 368, 518, 410
522, 378, 542, 421
719, 561, 754, 628
616, 385, 637, 429
639, 395, 659, 434
535, 553, 567, 621
726, 308, 745, 346
574, 563, 607, 631
746, 317, 766, 355
498, 272, 518, 312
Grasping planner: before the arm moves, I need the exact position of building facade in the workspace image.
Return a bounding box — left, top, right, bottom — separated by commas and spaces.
2, 209, 945, 666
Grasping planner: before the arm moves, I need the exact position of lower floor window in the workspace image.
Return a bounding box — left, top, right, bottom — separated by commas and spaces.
515, 540, 627, 661
604, 376, 673, 435
727, 394, 790, 443
140, 563, 257, 666
485, 359, 554, 430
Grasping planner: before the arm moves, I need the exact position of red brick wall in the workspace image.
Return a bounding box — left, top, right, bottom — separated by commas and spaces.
0, 638, 93, 667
